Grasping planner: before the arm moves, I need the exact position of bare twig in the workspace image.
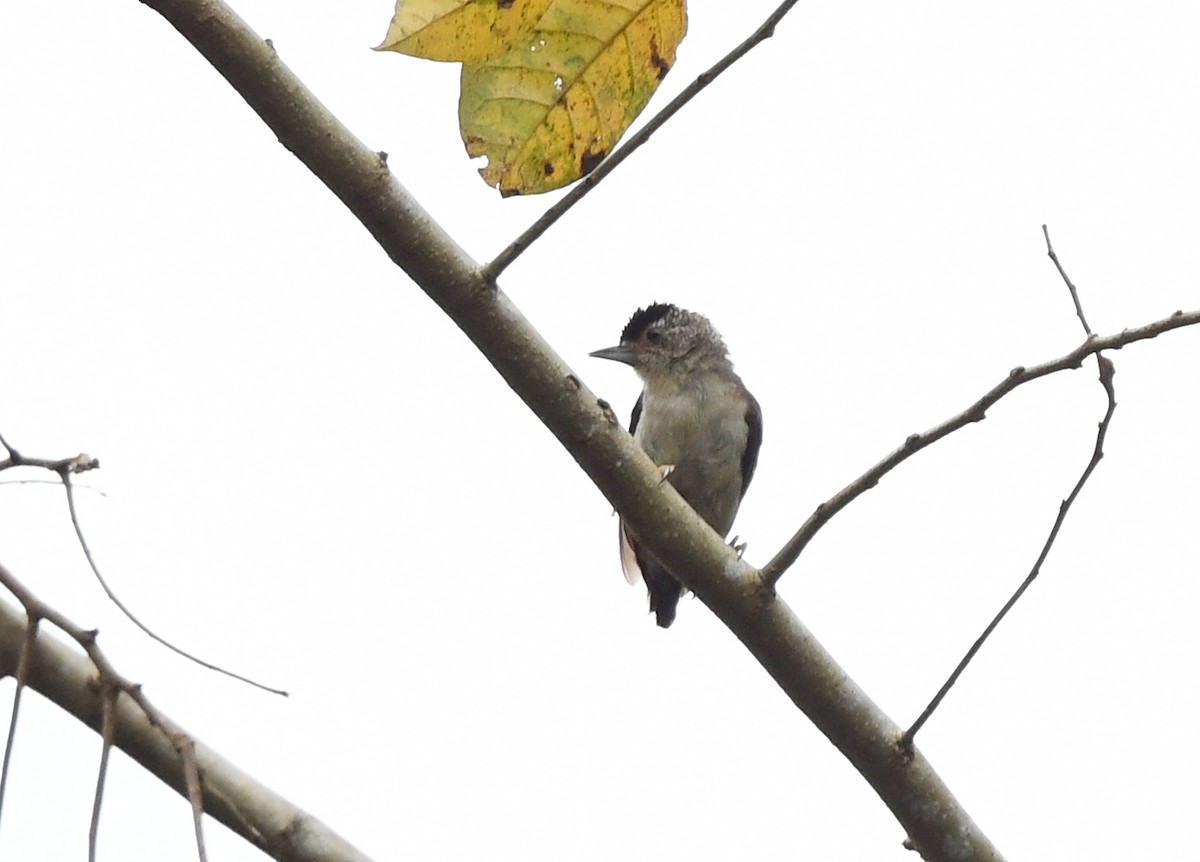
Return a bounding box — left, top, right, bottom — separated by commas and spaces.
61, 478, 287, 696
0, 435, 287, 697
180, 736, 209, 862
481, 0, 803, 282
758, 307, 1200, 588
0, 566, 372, 862
0, 615, 37, 829
90, 686, 119, 862
0, 446, 99, 477
1043, 224, 1092, 336
901, 226, 1116, 744
904, 355, 1117, 745
0, 478, 107, 495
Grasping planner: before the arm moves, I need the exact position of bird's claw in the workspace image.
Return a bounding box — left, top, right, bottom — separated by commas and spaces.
730, 536, 748, 559
657, 464, 676, 484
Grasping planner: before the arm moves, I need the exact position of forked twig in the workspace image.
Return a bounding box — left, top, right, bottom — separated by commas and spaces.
904, 356, 1116, 745
0, 435, 287, 697
902, 227, 1115, 745
758, 306, 1200, 588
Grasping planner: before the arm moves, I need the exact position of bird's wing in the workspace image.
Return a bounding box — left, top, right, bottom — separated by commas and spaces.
740, 392, 763, 499
618, 520, 642, 585
628, 392, 644, 435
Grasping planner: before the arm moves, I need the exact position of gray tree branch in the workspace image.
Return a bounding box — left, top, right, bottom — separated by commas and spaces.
56, 1, 1198, 860
0, 573, 374, 862
80, 1, 1015, 859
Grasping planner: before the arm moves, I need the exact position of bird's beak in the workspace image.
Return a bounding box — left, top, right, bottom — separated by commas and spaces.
589, 345, 638, 366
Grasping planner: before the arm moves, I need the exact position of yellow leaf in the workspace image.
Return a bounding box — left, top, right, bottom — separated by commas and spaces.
459, 0, 687, 195
377, 0, 555, 64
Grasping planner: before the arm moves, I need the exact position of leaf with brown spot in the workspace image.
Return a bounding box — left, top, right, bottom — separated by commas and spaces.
458, 0, 687, 195
380, 0, 688, 195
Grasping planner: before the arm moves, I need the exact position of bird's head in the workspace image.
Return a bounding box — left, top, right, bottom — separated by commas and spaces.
590, 303, 728, 381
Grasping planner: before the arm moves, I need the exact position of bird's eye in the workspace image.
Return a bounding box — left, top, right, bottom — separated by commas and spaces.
646, 330, 662, 343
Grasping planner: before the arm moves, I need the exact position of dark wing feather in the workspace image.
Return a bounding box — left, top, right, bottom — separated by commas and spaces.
629, 392, 644, 435
740, 393, 763, 499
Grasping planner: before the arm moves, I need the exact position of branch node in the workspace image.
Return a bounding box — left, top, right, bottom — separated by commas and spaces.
68, 454, 100, 474
596, 398, 619, 426
1097, 354, 1116, 387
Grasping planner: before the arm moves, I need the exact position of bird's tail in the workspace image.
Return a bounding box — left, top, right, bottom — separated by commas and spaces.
646, 571, 682, 628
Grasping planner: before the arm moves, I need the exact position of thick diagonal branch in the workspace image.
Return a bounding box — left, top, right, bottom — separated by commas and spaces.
133, 1, 1005, 857
0, 581, 372, 862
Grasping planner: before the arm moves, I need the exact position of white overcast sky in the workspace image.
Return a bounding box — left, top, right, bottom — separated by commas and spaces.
2, 2, 1199, 860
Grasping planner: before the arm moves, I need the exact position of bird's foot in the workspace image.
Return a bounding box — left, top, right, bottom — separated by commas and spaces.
729, 536, 748, 559
657, 464, 676, 484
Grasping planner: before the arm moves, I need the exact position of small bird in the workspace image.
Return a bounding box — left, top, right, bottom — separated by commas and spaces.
590, 303, 762, 627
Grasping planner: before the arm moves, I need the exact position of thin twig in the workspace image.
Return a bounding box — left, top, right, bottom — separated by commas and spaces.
0, 478, 108, 495
0, 435, 287, 696
903, 228, 1112, 744
0, 448, 99, 476
481, 0, 803, 282
90, 686, 119, 862
903, 355, 1116, 746
61, 477, 288, 696
1043, 224, 1092, 335
758, 307, 1200, 588
179, 735, 209, 862
0, 615, 38, 829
